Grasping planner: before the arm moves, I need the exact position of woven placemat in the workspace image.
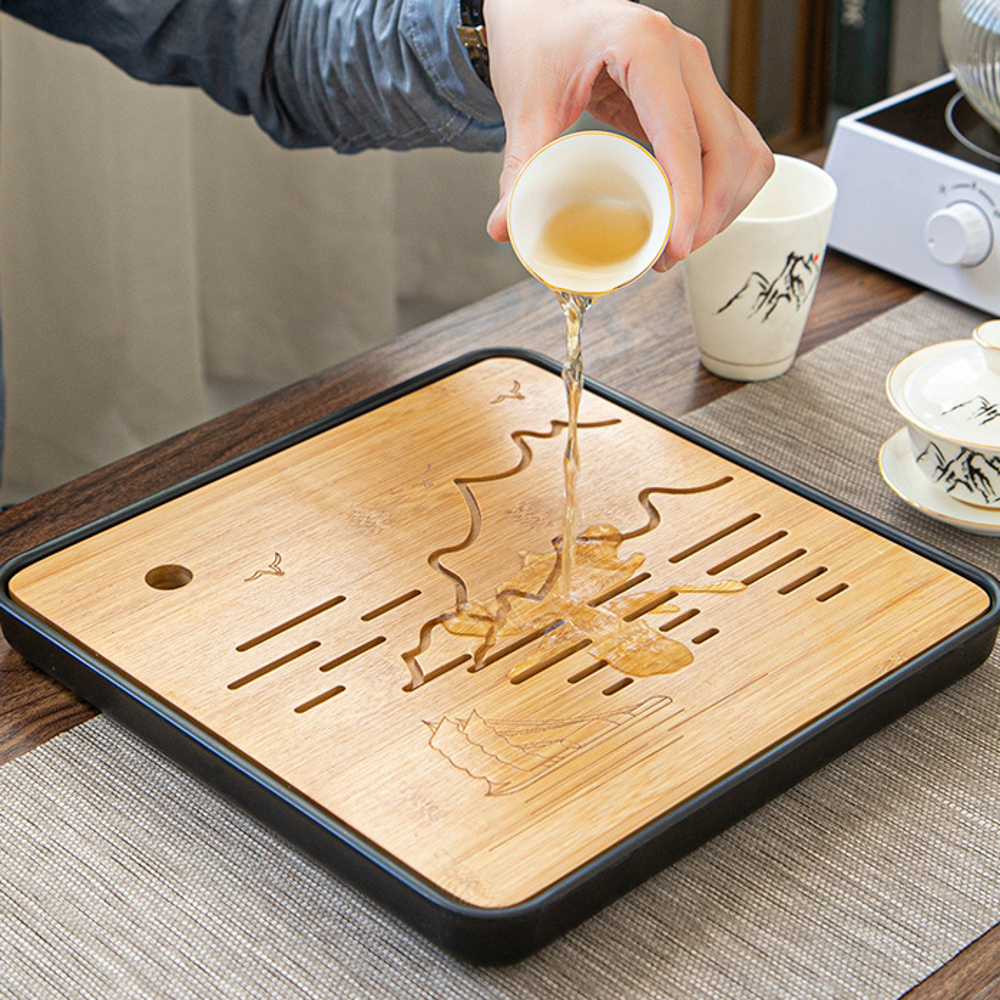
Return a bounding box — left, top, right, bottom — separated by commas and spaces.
1, 291, 998, 999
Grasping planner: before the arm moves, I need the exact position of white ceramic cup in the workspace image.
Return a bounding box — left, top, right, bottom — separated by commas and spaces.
507, 131, 674, 296
682, 154, 838, 381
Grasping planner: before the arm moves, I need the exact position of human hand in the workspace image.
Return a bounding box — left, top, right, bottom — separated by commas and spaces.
483, 0, 774, 269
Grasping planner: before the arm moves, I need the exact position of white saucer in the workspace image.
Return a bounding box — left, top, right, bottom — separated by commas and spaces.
879, 427, 1000, 536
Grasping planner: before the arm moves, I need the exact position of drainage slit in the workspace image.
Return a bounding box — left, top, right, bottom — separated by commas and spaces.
568, 659, 609, 683
622, 590, 679, 623
319, 636, 386, 672
294, 686, 345, 713
816, 582, 849, 602
659, 609, 700, 632
707, 531, 788, 575
423, 654, 472, 684
741, 549, 807, 585
228, 641, 321, 690
778, 566, 829, 595
588, 573, 652, 607
477, 621, 565, 670
602, 677, 634, 696
361, 590, 421, 621
236, 597, 345, 652
669, 514, 761, 563
509, 639, 592, 685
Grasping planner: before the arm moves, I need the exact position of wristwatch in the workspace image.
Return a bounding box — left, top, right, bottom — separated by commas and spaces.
457, 0, 491, 90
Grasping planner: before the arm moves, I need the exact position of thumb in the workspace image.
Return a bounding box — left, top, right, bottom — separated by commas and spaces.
487, 118, 560, 243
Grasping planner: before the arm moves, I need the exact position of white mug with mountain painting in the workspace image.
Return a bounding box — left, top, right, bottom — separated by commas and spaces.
682, 155, 838, 381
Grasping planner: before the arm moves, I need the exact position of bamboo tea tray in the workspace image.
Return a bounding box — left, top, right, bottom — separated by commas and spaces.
2, 351, 998, 962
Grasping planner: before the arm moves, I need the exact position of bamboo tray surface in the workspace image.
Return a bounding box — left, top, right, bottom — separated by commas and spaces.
6, 355, 992, 911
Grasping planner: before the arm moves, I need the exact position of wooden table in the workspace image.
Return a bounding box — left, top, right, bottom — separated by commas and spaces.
0, 242, 994, 995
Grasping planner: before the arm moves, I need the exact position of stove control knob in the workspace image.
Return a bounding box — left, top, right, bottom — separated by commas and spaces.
925, 201, 993, 267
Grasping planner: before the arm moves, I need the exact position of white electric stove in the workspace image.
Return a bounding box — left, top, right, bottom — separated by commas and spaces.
825, 73, 1000, 316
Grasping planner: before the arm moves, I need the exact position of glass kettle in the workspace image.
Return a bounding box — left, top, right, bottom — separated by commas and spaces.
941, 0, 1000, 131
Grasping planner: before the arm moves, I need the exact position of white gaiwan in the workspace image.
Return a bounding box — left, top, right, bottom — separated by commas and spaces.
887, 320, 1000, 508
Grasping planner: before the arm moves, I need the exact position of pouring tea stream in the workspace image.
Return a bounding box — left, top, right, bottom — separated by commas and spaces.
507, 131, 674, 596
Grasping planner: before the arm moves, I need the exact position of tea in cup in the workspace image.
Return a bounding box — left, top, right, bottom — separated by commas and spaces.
507, 131, 674, 296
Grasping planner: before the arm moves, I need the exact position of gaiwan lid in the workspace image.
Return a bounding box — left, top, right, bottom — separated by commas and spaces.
887, 320, 1000, 449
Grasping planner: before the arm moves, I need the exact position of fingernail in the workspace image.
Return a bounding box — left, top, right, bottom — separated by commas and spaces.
683, 225, 697, 257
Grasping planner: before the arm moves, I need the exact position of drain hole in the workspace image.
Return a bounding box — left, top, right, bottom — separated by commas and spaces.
691, 628, 719, 644
145, 565, 193, 590
816, 582, 849, 602
778, 567, 828, 595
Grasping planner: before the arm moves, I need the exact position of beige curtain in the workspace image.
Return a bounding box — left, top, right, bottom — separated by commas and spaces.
0, 15, 523, 503
0, 5, 726, 504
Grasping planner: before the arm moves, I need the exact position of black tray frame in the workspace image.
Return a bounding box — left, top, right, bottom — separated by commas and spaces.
2, 347, 998, 964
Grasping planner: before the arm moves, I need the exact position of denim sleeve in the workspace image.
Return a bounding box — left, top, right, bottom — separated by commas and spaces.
0, 0, 505, 152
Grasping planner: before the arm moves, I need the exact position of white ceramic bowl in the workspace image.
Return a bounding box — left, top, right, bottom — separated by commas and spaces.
506, 131, 673, 296
886, 319, 1000, 508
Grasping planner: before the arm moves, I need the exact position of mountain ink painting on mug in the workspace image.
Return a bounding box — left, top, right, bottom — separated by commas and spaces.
718, 251, 821, 322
